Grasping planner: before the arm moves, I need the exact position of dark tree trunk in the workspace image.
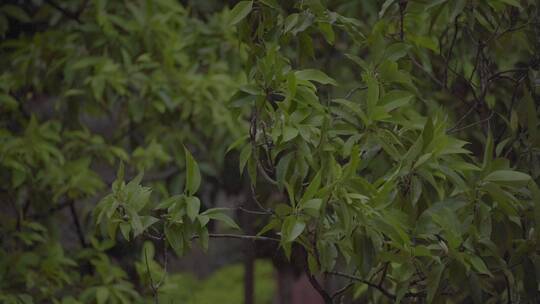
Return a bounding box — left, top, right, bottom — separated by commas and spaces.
244, 240, 255, 304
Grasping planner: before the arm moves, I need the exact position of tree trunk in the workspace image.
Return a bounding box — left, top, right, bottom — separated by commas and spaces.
244, 241, 255, 304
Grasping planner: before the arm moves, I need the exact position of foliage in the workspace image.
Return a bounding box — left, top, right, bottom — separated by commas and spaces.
1, 0, 539, 303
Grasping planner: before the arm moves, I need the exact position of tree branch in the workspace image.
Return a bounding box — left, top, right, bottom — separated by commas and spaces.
68, 201, 87, 248
331, 281, 355, 300
327, 271, 397, 300
191, 233, 281, 243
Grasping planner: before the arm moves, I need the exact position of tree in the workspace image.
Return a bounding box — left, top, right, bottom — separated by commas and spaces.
1, 0, 539, 303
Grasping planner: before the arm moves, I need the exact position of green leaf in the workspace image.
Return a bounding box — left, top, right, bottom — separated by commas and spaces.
1, 5, 31, 22
469, 255, 492, 277
257, 219, 280, 236
119, 222, 131, 240
201, 208, 240, 230
184, 147, 201, 195
379, 0, 396, 17
499, 0, 522, 8
282, 216, 305, 242
226, 135, 249, 153
317, 240, 338, 272
239, 144, 252, 174
384, 43, 410, 62
284, 13, 299, 33
287, 72, 297, 100
295, 69, 337, 86
128, 208, 144, 237
318, 22, 335, 44
300, 170, 321, 204
301, 198, 322, 216
137, 216, 159, 236
96, 287, 109, 304
282, 126, 299, 142
276, 153, 293, 190
413, 153, 432, 169
228, 1, 252, 26
482, 131, 494, 169
186, 196, 201, 222
247, 154, 257, 186
484, 170, 531, 183
422, 117, 434, 150
426, 263, 445, 303
365, 72, 379, 114
0, 93, 18, 110
165, 224, 184, 256
380, 90, 413, 112
285, 182, 296, 206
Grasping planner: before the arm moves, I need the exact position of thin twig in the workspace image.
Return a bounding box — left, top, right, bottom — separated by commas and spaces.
155, 237, 168, 289
443, 15, 461, 88
69, 201, 87, 248
447, 105, 477, 133
257, 161, 279, 185
144, 247, 159, 304
448, 110, 494, 133
399, 0, 407, 41
378, 262, 389, 287
331, 281, 356, 300
410, 57, 445, 88
250, 183, 274, 215
191, 233, 280, 242
344, 86, 367, 99
237, 206, 273, 215
327, 271, 397, 300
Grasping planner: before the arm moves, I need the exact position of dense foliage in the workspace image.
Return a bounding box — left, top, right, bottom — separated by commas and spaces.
1, 0, 539, 303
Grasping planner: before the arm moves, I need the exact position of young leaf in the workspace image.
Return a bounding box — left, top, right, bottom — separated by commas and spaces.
201, 208, 240, 230
282, 216, 306, 242
184, 147, 201, 195
186, 196, 201, 222
276, 153, 293, 190
295, 69, 337, 86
